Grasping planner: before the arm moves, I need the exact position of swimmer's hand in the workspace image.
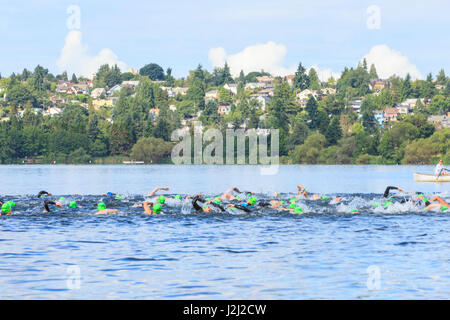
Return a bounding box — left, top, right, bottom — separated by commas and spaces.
398, 188, 404, 193
56, 202, 63, 209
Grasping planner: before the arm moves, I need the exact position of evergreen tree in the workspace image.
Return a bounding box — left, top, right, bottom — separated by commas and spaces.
369, 64, 378, 79
325, 116, 342, 146
293, 62, 309, 90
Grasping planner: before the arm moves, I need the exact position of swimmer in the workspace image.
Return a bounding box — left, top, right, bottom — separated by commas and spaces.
143, 201, 162, 215
425, 196, 449, 211
192, 194, 225, 213
1, 201, 15, 215
296, 184, 342, 203
95, 202, 118, 215
37, 191, 52, 198
43, 200, 63, 213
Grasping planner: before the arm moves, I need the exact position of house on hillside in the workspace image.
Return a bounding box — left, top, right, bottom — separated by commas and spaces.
373, 110, 384, 127
249, 93, 271, 111
217, 103, 231, 115
223, 83, 238, 95
285, 75, 295, 87
369, 79, 390, 91
384, 107, 399, 122
428, 114, 450, 129
205, 89, 219, 102
245, 82, 265, 90
296, 89, 318, 101
349, 100, 362, 113
91, 88, 106, 99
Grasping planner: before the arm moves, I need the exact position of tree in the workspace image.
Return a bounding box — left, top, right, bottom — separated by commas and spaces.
131, 137, 173, 163
305, 96, 320, 129
436, 69, 446, 86
400, 73, 412, 101
369, 64, 378, 79
71, 73, 78, 83
307, 68, 321, 90
139, 63, 165, 81
325, 116, 342, 146
293, 62, 309, 90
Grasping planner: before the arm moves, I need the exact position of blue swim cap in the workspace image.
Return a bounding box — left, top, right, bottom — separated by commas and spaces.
107, 192, 114, 196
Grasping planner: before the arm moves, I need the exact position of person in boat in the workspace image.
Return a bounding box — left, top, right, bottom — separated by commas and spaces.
37, 191, 52, 198
143, 201, 162, 215
435, 159, 449, 176
95, 202, 118, 215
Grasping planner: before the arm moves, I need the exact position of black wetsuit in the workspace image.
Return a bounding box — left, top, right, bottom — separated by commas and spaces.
383, 186, 430, 206
192, 196, 225, 213
43, 200, 57, 212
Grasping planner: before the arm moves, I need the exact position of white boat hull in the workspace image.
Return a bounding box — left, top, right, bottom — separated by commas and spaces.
414, 173, 450, 182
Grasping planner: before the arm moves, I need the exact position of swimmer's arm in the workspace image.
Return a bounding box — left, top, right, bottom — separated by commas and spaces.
192, 197, 203, 212
143, 201, 153, 215
147, 186, 169, 197
383, 186, 404, 198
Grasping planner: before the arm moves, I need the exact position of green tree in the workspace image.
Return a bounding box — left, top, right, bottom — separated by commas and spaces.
293, 63, 309, 90
139, 63, 165, 81
131, 137, 173, 163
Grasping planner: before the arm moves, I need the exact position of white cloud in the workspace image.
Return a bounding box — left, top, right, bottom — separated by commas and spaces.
363, 45, 422, 80
208, 42, 340, 82
209, 41, 295, 77
308, 65, 341, 82
57, 30, 126, 78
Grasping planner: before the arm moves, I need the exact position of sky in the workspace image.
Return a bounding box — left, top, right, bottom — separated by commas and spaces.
0, 0, 449, 81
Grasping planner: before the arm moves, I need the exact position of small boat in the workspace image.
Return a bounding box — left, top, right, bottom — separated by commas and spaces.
122, 160, 145, 164
414, 172, 450, 182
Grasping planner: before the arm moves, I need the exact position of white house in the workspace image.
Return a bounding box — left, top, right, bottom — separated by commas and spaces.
296, 89, 318, 101
91, 88, 106, 99
223, 83, 238, 95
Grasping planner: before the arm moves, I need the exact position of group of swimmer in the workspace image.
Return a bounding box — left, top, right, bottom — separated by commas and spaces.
0, 184, 448, 216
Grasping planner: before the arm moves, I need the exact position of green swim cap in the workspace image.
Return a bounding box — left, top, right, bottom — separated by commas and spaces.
293, 206, 303, 214
213, 198, 221, 204
422, 198, 428, 203
59, 197, 65, 201
2, 203, 11, 214
205, 198, 211, 202
351, 209, 359, 214
289, 198, 296, 204
7, 200, 15, 207
441, 205, 448, 211
322, 196, 328, 200
247, 193, 252, 196
235, 195, 241, 200
175, 194, 182, 200
115, 195, 122, 200
373, 202, 380, 208
280, 200, 285, 205
202, 205, 208, 210
384, 201, 393, 207
97, 202, 106, 211
69, 201, 77, 209
248, 196, 257, 205
158, 195, 166, 204
289, 203, 296, 209
152, 203, 162, 213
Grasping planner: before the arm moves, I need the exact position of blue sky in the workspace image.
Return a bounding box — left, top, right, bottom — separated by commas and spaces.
1, 0, 449, 79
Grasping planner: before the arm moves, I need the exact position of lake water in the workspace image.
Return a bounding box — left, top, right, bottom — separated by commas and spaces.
0, 165, 449, 299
